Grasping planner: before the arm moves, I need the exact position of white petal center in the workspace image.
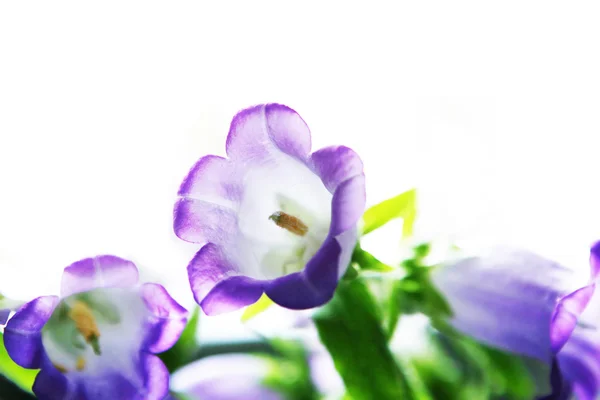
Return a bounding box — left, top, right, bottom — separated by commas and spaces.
235, 153, 331, 279
41, 287, 147, 383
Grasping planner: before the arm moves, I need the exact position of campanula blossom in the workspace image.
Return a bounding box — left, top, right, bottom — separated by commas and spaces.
3, 255, 187, 400
174, 104, 366, 314
170, 354, 283, 400
431, 244, 599, 398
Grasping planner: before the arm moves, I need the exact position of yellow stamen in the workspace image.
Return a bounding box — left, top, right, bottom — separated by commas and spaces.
76, 356, 86, 371
268, 211, 308, 236
68, 300, 101, 345
52, 362, 68, 373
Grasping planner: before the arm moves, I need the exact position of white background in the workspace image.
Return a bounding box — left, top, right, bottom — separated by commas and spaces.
1, 2, 599, 339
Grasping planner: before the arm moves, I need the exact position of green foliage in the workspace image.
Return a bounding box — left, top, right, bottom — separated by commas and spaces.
395, 246, 453, 324
0, 333, 37, 393
352, 245, 395, 272
262, 339, 320, 400
362, 188, 417, 237
159, 306, 200, 373
313, 279, 412, 400
411, 330, 538, 400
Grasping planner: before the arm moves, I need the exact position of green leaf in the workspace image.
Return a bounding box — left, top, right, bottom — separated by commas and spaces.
159, 306, 200, 373
362, 188, 417, 237
0, 333, 37, 392
241, 293, 274, 322
262, 339, 320, 400
351, 246, 395, 272
313, 279, 412, 400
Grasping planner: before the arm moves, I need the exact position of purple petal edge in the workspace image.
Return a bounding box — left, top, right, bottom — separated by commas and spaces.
61, 255, 139, 297
266, 237, 342, 309
4, 296, 59, 369
200, 276, 264, 316
140, 283, 188, 354
187, 243, 239, 305
311, 145, 364, 193
550, 284, 595, 354
590, 241, 600, 281
225, 104, 312, 162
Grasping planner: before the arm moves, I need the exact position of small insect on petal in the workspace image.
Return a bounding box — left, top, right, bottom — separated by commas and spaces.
269, 211, 308, 236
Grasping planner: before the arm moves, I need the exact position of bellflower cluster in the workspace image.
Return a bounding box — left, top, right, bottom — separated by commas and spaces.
3, 255, 187, 400
174, 104, 366, 314
4, 102, 600, 400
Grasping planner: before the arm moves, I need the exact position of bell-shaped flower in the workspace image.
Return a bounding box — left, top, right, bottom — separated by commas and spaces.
3, 255, 188, 400
170, 354, 283, 400
431, 244, 599, 398
174, 104, 366, 314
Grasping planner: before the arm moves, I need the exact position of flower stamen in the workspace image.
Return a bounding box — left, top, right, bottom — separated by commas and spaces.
76, 356, 86, 371
68, 300, 102, 355
53, 362, 68, 373
268, 211, 308, 236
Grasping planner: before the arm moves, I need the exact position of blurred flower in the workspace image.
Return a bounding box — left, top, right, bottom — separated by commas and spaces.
431, 245, 599, 398
170, 349, 342, 400
170, 354, 283, 400
3, 255, 187, 400
174, 104, 365, 314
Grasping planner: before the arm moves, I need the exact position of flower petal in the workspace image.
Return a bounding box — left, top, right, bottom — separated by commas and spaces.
187, 243, 239, 305
79, 371, 141, 400
310, 146, 364, 193
556, 326, 600, 400
266, 237, 342, 309
4, 295, 59, 369
140, 283, 188, 354
200, 276, 264, 316
173, 198, 238, 245
591, 241, 600, 281
171, 354, 282, 400
60, 255, 139, 297
32, 355, 74, 400
329, 174, 366, 237
141, 354, 170, 400
178, 155, 242, 206
226, 104, 311, 162
432, 249, 576, 361
550, 284, 595, 354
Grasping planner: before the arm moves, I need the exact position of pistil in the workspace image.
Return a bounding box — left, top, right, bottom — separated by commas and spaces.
268, 211, 308, 236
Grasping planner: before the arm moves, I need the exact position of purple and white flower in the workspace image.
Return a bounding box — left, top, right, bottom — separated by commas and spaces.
174, 104, 366, 315
431, 244, 599, 398
3, 255, 187, 400
170, 354, 283, 400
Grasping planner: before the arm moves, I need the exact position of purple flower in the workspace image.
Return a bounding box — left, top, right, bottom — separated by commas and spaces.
174, 104, 366, 315
170, 354, 283, 400
3, 255, 188, 400
432, 245, 599, 397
